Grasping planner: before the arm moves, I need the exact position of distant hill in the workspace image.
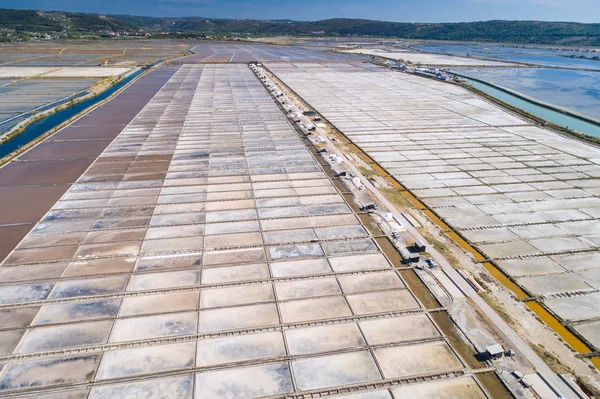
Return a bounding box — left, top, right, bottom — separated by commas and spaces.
0, 9, 138, 36
106, 15, 600, 45
2, 8, 600, 45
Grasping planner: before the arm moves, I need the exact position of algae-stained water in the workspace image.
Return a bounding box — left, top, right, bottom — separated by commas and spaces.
457, 67, 600, 121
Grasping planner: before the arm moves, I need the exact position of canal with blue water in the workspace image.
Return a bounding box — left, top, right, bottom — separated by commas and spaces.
409, 43, 600, 138
463, 77, 600, 139
0, 68, 145, 159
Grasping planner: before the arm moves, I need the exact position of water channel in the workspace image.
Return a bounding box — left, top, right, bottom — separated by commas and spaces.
0, 68, 146, 159
462, 76, 600, 139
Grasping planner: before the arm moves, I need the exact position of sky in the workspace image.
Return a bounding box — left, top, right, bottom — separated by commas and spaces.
7, 0, 600, 23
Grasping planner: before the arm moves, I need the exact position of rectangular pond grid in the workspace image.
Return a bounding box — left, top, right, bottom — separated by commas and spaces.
0, 64, 488, 398
268, 62, 600, 351
173, 43, 366, 64
0, 41, 188, 67
0, 78, 100, 134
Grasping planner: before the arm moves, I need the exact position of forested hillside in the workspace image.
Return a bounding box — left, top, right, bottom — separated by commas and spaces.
2, 8, 600, 45
0, 9, 137, 36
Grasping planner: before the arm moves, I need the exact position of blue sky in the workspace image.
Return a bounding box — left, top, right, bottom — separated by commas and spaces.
8, 0, 600, 22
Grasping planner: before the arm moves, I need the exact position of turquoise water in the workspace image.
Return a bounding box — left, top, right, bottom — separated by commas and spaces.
0, 69, 144, 159
413, 43, 600, 70
456, 67, 600, 121
464, 78, 600, 139
411, 43, 600, 126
